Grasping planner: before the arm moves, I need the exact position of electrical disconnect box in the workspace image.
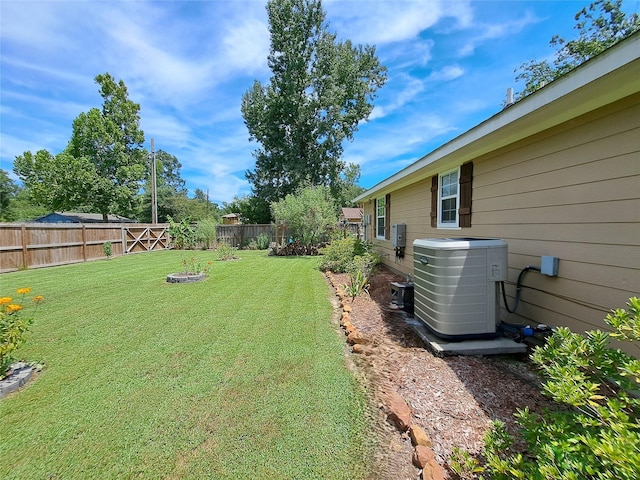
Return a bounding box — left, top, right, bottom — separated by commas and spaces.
541, 256, 559, 276
392, 224, 406, 248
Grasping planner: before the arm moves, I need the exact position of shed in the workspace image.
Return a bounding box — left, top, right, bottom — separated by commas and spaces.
222, 213, 241, 225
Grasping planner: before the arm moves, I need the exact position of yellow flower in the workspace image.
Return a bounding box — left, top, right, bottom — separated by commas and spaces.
16, 287, 31, 295
6, 304, 23, 313
0, 297, 12, 305
32, 295, 44, 303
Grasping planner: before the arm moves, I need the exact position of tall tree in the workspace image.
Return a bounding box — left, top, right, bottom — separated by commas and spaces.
0, 169, 18, 221
155, 150, 187, 195
515, 0, 640, 98
241, 0, 386, 206
222, 195, 272, 224
13, 150, 97, 212
184, 188, 220, 222
66, 73, 147, 220
332, 162, 365, 209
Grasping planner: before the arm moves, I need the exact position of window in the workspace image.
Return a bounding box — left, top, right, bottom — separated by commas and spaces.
430, 162, 473, 228
376, 195, 386, 238
439, 168, 459, 227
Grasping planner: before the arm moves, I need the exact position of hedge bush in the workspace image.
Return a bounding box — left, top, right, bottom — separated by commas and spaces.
451, 297, 640, 480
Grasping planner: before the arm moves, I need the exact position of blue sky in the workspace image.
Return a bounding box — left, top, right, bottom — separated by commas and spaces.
2, 0, 638, 206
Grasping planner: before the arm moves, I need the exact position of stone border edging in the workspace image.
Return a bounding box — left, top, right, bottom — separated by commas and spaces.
326, 272, 446, 480
0, 362, 35, 398
166, 273, 207, 283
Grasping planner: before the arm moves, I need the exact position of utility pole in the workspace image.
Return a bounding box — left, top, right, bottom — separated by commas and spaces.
150, 138, 158, 224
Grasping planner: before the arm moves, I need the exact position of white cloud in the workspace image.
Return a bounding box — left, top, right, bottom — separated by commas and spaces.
0, 1, 76, 52
371, 74, 426, 120
140, 112, 192, 149
326, 0, 473, 44
345, 111, 456, 170
427, 65, 465, 82
458, 10, 541, 57
0, 134, 42, 163
102, 16, 216, 107
222, 18, 270, 75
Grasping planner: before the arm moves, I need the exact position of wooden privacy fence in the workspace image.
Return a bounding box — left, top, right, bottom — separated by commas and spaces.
0, 223, 170, 273
216, 224, 292, 248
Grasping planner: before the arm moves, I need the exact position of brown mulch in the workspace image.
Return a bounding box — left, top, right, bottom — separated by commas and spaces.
326, 267, 556, 480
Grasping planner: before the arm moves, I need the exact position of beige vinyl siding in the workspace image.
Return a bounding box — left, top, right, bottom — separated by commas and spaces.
360, 95, 640, 355
363, 178, 431, 270
471, 97, 639, 355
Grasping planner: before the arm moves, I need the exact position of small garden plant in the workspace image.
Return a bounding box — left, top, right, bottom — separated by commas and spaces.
215, 242, 239, 261
102, 241, 112, 258
343, 254, 378, 299
450, 297, 640, 480
180, 256, 212, 276
247, 232, 270, 250
0, 288, 43, 378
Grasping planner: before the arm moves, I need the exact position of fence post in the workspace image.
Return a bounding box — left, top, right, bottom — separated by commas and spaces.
81, 224, 87, 261
21, 224, 28, 269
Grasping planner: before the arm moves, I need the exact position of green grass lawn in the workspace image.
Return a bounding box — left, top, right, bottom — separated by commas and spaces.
0, 250, 374, 479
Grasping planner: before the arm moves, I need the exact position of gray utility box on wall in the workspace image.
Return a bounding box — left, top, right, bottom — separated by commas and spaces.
392, 223, 406, 247
413, 238, 508, 340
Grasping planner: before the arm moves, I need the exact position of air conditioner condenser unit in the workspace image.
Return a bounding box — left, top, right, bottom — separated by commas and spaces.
412, 238, 508, 340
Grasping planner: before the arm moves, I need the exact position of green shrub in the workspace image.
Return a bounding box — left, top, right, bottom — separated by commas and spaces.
168, 216, 197, 250
102, 241, 112, 258
255, 232, 270, 250
451, 297, 640, 480
318, 236, 372, 273
215, 242, 239, 261
245, 233, 271, 251
195, 218, 217, 249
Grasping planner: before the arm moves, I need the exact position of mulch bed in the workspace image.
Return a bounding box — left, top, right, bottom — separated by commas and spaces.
326, 267, 557, 479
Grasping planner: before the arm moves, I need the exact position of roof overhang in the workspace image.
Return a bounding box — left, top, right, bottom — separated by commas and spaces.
354, 32, 640, 203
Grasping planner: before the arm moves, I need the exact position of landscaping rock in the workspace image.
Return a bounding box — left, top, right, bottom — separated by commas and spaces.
423, 461, 446, 480
344, 321, 356, 335
385, 390, 412, 431
412, 445, 434, 468
352, 344, 373, 355
346, 330, 371, 346
409, 424, 432, 447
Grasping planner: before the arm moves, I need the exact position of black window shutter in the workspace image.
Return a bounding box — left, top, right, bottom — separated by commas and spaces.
459, 161, 473, 228
430, 176, 438, 228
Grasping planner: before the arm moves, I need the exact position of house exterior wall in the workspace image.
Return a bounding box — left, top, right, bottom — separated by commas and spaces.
362, 95, 640, 356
